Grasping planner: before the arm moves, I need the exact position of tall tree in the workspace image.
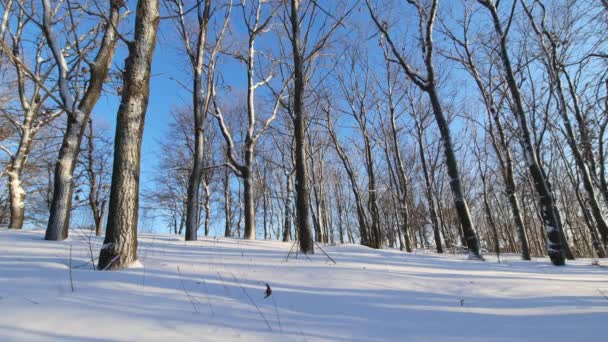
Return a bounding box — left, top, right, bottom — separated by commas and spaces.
478, 0, 565, 265
98, 0, 160, 270
165, 0, 230, 241
212, 0, 282, 240
439, 7, 531, 259
0, 2, 63, 229
366, 0, 483, 259
288, 0, 313, 253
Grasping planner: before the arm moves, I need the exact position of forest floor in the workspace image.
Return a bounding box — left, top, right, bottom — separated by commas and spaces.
0, 229, 607, 341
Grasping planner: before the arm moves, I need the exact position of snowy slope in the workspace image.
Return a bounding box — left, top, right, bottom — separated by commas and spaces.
0, 229, 606, 341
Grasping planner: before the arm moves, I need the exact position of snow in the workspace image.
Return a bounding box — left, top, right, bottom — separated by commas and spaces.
0, 229, 606, 341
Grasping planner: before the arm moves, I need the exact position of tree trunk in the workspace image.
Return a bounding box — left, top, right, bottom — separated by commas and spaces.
415, 129, 443, 253
185, 129, 203, 241
290, 0, 313, 254
243, 150, 256, 240
184, 0, 212, 242
203, 183, 211, 236
224, 167, 232, 237
45, 2, 120, 241
427, 90, 481, 258
7, 170, 25, 229
95, 200, 107, 237
283, 173, 292, 242
98, 0, 159, 270
479, 0, 564, 265
364, 134, 382, 249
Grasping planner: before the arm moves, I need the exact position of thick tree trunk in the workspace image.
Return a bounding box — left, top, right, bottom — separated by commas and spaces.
98, 0, 159, 270
243, 151, 256, 240
45, 126, 79, 240
45, 2, 120, 241
7, 114, 37, 230
8, 170, 25, 229
185, 130, 203, 241
290, 0, 313, 254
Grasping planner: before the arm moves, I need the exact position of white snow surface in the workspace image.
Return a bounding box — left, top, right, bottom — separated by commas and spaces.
0, 229, 607, 342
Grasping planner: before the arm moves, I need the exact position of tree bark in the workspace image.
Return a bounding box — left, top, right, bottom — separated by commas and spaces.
98, 0, 159, 270
45, 1, 120, 241
184, 0, 212, 242
243, 150, 256, 240
290, 0, 313, 254
7, 170, 25, 229
283, 173, 292, 242
224, 167, 232, 237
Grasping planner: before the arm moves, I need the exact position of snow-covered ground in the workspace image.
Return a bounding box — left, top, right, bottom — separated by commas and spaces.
0, 229, 606, 341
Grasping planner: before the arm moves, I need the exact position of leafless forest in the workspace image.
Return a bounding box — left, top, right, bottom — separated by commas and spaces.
1, 0, 608, 269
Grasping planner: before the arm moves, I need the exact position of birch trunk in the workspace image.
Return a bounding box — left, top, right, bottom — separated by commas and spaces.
7, 170, 25, 229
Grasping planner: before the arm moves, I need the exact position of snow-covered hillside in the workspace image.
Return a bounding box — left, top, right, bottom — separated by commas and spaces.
0, 229, 606, 341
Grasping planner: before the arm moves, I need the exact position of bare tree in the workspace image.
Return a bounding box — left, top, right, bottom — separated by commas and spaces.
165, 0, 230, 241
366, 0, 483, 259
44, 0, 123, 241
212, 0, 283, 240
439, 5, 531, 259
477, 0, 565, 265
81, 119, 111, 236
98, 0, 160, 270
284, 0, 352, 253
521, 0, 608, 254
0, 1, 63, 229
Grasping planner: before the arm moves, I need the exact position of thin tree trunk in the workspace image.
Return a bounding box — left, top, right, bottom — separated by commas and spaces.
224, 167, 232, 237
479, 0, 564, 265
414, 121, 443, 253
184, 1, 212, 242
283, 173, 292, 242
95, 200, 107, 237
521, 3, 608, 253
203, 182, 211, 236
